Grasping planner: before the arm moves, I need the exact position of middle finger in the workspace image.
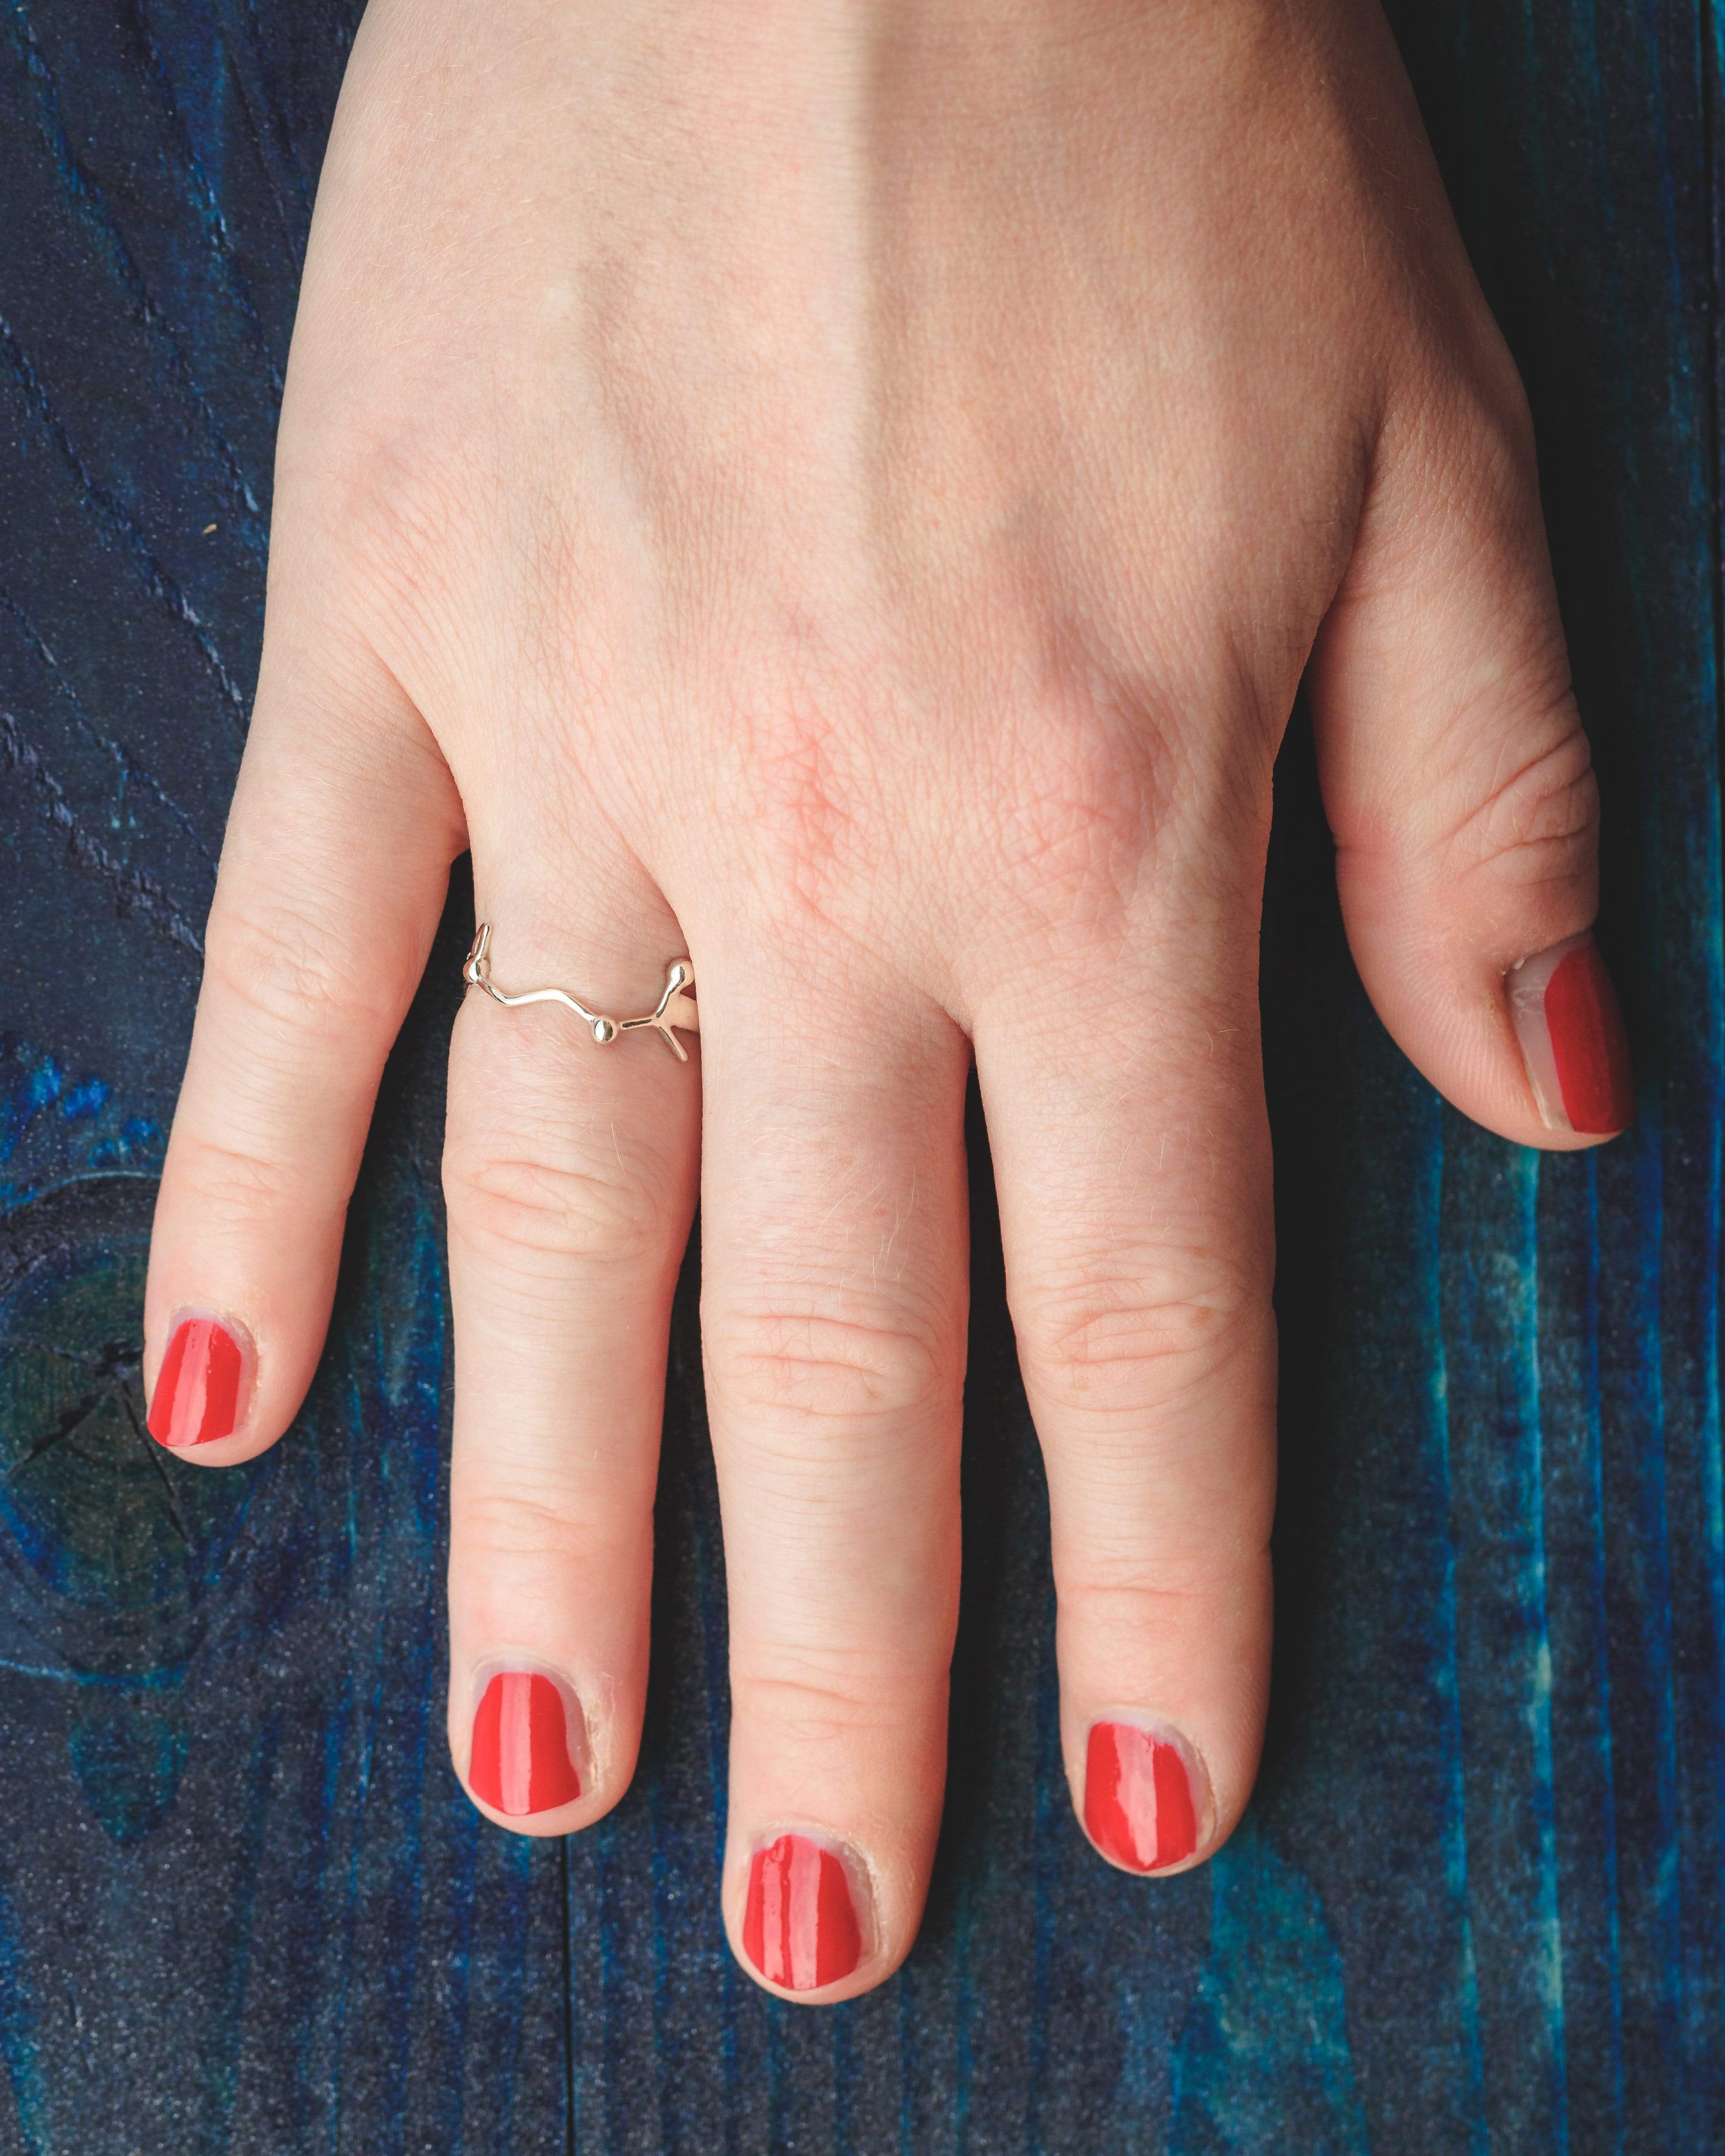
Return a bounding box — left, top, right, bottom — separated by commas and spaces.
697, 932, 971, 2001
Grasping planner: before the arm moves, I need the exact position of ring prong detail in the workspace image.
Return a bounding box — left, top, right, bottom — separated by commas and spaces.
463, 925, 698, 1058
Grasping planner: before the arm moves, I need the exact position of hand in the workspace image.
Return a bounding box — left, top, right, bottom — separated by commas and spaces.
140, 0, 1629, 2001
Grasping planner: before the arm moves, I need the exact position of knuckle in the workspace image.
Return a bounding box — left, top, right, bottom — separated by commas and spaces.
204, 896, 401, 1046
1461, 365, 1540, 488
1059, 1564, 1266, 1638
706, 1305, 952, 1429
456, 1482, 645, 1574
458, 1484, 574, 1557
1450, 717, 1599, 893
318, 417, 479, 581
730, 1662, 936, 1745
1481, 364, 1541, 483
976, 660, 1263, 955
166, 1129, 313, 1219
442, 1144, 669, 1270
725, 677, 870, 935
1015, 1250, 1268, 1418
1066, 1564, 1234, 1612
295, 417, 497, 660
994, 703, 1165, 905
1423, 343, 1541, 503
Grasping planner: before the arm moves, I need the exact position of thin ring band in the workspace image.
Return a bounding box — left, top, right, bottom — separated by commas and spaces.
462, 924, 699, 1061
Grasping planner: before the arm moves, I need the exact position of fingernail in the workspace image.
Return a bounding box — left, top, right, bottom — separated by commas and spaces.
1508, 932, 1634, 1135
742, 1833, 866, 1991
468, 1670, 584, 1816
1084, 1718, 1205, 1873
147, 1314, 247, 1447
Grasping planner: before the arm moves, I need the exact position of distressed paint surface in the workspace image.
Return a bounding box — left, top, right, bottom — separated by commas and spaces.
0, 1, 1721, 2149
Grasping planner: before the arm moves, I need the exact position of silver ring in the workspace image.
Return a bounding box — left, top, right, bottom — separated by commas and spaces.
462, 924, 699, 1061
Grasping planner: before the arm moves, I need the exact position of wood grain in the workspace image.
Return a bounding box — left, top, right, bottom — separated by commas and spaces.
0, 1, 1718, 2148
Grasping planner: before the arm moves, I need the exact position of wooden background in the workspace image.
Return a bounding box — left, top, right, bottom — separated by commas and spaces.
0, 1, 1721, 2149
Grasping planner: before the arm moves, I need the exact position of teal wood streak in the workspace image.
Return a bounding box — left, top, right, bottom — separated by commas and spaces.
1168, 1823, 1371, 2156
1540, 1153, 1630, 2154
1263, 970, 1492, 2153
0, 1, 1722, 2150
0, 1871, 44, 2156
1440, 1136, 1569, 2149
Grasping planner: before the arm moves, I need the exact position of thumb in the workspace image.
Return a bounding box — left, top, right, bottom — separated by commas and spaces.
1309, 355, 1632, 1146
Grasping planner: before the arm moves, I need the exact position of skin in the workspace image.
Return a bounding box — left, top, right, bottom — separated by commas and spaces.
142, 0, 1611, 2002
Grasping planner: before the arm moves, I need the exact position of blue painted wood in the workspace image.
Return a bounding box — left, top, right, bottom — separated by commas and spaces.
0, 1, 1720, 2149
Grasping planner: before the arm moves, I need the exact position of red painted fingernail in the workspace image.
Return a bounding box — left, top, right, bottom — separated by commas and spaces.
742, 1834, 864, 1991
1509, 933, 1634, 1136
147, 1315, 246, 1447
468, 1672, 583, 1816
1084, 1720, 1202, 1872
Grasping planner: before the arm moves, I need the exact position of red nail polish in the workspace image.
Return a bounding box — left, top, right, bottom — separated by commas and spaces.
1509, 933, 1633, 1136
468, 1672, 583, 1816
1543, 942, 1633, 1134
1085, 1720, 1199, 1872
742, 1834, 864, 1991
147, 1316, 245, 1447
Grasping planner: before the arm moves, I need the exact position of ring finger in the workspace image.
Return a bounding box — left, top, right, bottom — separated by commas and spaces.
441, 837, 700, 1831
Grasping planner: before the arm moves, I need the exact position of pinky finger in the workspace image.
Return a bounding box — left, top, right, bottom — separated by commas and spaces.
143, 632, 463, 1461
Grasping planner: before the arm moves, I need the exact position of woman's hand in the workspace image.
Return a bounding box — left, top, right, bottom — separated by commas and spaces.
140, 0, 1628, 2000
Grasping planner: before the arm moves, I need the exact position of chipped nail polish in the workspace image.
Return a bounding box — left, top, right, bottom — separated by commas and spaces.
1084, 1718, 1203, 1873
742, 1833, 865, 1991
